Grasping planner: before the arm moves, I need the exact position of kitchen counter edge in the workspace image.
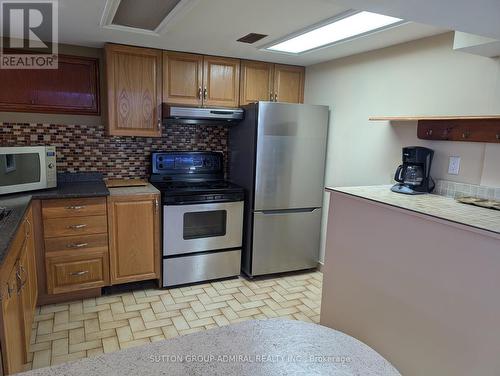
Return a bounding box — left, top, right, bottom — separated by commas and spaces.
326, 185, 500, 239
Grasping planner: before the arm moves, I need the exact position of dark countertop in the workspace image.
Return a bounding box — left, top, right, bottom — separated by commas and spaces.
0, 173, 109, 266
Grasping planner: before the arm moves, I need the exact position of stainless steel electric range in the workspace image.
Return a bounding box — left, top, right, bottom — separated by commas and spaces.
150, 151, 244, 287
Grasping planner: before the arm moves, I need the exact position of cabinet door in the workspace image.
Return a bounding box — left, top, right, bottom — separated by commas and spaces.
1, 265, 26, 374
105, 44, 162, 137
108, 194, 160, 284
0, 54, 99, 115
273, 64, 305, 103
203, 56, 240, 108
163, 51, 203, 106
20, 210, 37, 352
240, 60, 274, 105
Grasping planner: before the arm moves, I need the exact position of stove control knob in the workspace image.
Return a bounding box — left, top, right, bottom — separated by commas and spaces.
159, 164, 164, 169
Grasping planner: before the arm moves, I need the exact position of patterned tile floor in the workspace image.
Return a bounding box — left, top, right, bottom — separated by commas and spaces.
26, 271, 322, 371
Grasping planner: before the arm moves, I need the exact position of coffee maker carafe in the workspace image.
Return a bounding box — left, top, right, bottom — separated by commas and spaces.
391, 146, 435, 195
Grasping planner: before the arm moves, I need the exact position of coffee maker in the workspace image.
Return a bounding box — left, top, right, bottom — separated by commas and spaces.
391, 146, 435, 195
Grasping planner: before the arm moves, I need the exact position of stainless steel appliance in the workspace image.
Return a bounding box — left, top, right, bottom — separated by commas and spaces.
150, 151, 244, 287
392, 146, 435, 195
229, 102, 329, 277
162, 104, 244, 125
0, 146, 57, 195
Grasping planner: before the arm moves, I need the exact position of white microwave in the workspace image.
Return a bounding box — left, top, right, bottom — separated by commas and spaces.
0, 146, 57, 195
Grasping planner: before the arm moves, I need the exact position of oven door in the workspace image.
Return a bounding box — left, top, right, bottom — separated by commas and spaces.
163, 201, 243, 256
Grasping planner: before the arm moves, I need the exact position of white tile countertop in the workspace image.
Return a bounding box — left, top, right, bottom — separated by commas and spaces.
107, 183, 160, 196
326, 185, 500, 236
19, 320, 400, 376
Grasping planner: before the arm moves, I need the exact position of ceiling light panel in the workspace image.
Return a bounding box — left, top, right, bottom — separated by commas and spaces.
267, 11, 403, 54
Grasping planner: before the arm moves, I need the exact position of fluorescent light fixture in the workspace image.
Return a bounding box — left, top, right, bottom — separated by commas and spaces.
267, 11, 403, 54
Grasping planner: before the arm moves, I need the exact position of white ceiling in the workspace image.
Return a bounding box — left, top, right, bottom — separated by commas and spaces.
56, 0, 445, 66
332, 0, 500, 40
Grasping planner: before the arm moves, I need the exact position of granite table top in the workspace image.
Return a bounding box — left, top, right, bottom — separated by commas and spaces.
19, 319, 400, 376
327, 185, 500, 236
0, 173, 109, 265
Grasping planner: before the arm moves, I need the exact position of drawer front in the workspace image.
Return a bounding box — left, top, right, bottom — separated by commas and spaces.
42, 197, 107, 219
44, 215, 107, 238
46, 252, 109, 294
163, 249, 241, 287
45, 233, 109, 254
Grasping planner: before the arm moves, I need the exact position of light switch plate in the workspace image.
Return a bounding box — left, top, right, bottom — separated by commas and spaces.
448, 156, 461, 175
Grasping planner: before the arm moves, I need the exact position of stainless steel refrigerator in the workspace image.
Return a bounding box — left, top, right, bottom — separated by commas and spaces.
229, 102, 329, 277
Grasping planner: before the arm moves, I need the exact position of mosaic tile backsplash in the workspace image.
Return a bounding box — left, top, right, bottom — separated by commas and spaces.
435, 180, 500, 201
0, 122, 228, 179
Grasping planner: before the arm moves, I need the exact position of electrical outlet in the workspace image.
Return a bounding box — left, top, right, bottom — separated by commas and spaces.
448, 156, 461, 175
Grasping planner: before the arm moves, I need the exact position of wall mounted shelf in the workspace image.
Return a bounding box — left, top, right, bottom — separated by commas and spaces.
369, 116, 500, 143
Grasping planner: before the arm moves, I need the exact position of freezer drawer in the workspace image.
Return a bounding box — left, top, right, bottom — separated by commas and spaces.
163, 249, 241, 287
251, 208, 321, 276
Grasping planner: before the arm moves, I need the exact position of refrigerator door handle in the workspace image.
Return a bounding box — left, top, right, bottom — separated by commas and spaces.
258, 208, 319, 215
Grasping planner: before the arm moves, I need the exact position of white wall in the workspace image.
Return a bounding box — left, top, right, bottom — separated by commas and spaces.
304, 32, 500, 262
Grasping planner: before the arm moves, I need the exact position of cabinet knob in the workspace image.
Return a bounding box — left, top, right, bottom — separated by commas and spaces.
203, 87, 208, 100
198, 87, 202, 99
274, 93, 278, 102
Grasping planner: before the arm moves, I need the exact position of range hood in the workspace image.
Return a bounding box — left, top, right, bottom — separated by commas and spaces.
163, 104, 244, 125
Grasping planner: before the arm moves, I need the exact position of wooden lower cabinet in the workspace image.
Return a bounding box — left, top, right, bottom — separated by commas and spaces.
0, 206, 37, 375
46, 251, 109, 295
19, 207, 37, 352
40, 197, 109, 299
107, 192, 160, 285
1, 265, 25, 374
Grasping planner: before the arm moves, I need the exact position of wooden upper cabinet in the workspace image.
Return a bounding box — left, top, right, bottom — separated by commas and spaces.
240, 60, 274, 105
203, 56, 240, 108
163, 51, 203, 106
105, 44, 162, 137
0, 54, 99, 115
107, 193, 160, 285
273, 64, 305, 104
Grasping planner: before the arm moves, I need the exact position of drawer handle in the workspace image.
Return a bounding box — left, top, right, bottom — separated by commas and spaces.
68, 224, 87, 229
67, 242, 88, 249
66, 205, 85, 210
70, 270, 89, 276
